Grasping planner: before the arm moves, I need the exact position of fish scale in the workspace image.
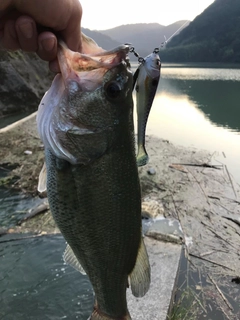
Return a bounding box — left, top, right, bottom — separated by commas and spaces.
45, 132, 141, 317
37, 35, 150, 320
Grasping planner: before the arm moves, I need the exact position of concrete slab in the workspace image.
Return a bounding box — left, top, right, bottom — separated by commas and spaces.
143, 217, 183, 244
127, 237, 182, 320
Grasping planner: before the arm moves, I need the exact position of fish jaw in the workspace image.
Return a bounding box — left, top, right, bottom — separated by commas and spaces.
37, 43, 132, 165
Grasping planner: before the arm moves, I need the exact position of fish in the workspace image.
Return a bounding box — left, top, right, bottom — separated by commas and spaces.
133, 50, 161, 166
37, 35, 150, 320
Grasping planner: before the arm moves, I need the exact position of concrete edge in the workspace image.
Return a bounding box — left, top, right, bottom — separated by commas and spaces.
166, 245, 184, 319
0, 111, 37, 133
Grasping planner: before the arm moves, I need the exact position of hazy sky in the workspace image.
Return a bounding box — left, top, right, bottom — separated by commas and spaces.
80, 0, 215, 30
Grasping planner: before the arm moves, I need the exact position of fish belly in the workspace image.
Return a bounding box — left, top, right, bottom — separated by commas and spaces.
45, 141, 141, 318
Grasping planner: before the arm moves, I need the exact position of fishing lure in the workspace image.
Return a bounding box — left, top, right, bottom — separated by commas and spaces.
131, 47, 161, 166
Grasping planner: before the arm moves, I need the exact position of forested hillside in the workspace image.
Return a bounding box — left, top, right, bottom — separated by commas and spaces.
161, 0, 240, 63
100, 21, 189, 57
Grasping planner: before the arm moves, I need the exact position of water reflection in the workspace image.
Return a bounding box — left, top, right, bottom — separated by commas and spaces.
136, 65, 240, 183
163, 67, 240, 81
162, 78, 240, 130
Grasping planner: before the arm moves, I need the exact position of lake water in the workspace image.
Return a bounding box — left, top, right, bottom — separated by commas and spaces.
133, 63, 240, 185
0, 235, 93, 320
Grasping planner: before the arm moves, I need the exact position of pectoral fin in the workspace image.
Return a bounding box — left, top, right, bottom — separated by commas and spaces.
129, 238, 151, 297
63, 244, 86, 275
38, 162, 47, 193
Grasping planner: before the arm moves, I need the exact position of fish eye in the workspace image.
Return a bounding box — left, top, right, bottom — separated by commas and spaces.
156, 59, 161, 67
105, 81, 122, 99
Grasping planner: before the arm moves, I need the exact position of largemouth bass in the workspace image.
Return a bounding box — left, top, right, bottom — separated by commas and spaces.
133, 51, 161, 166
37, 36, 150, 320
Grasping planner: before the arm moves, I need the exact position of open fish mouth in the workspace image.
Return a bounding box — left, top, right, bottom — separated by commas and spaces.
58, 42, 130, 92
37, 41, 132, 165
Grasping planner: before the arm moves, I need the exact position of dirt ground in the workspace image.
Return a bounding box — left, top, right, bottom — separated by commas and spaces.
1, 113, 240, 318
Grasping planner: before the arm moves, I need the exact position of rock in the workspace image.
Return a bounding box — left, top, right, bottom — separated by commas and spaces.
0, 49, 53, 116
142, 198, 165, 219
147, 167, 156, 175
24, 150, 32, 155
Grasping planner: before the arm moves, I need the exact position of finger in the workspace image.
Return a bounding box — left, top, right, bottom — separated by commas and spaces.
49, 59, 60, 73
37, 32, 57, 62
15, 15, 38, 52
0, 10, 22, 48
2, 19, 20, 50
61, 2, 82, 52
0, 9, 21, 27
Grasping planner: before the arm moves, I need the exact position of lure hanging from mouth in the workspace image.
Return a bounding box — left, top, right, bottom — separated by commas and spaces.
133, 48, 161, 166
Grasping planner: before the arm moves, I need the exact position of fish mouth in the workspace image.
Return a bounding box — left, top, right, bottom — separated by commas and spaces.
57, 42, 130, 92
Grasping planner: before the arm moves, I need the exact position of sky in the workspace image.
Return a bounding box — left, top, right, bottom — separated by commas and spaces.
80, 0, 215, 30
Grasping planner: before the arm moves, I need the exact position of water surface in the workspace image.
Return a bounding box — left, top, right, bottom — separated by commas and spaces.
133, 63, 240, 184
0, 235, 93, 320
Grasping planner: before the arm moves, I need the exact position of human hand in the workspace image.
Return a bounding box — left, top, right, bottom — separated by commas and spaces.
0, 0, 82, 72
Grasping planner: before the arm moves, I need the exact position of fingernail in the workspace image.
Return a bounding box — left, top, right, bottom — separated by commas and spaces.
18, 22, 33, 39
40, 37, 55, 52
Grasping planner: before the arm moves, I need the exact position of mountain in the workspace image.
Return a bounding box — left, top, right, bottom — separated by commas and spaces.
161, 0, 240, 63
99, 21, 190, 57
82, 27, 120, 49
